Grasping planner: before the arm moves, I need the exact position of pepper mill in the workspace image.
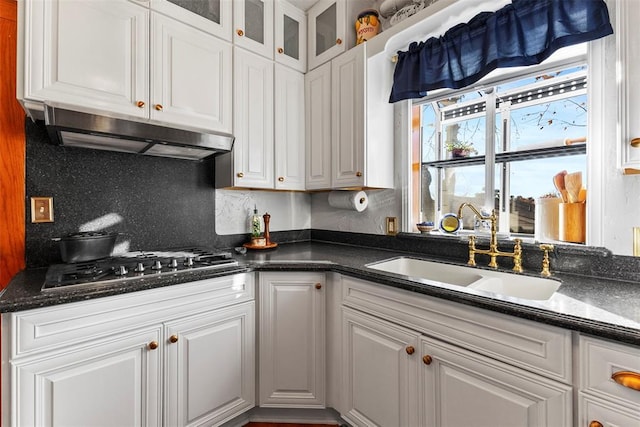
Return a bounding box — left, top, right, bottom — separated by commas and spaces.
263, 212, 271, 244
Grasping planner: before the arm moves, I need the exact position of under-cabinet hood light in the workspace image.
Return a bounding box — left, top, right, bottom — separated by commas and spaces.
43, 102, 234, 161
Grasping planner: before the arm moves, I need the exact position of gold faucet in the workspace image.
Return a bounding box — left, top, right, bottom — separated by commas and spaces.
457, 203, 523, 273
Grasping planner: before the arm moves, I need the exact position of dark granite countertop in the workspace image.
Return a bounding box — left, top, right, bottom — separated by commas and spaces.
2, 242, 639, 346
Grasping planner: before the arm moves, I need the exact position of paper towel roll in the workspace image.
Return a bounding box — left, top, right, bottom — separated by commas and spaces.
328, 191, 369, 212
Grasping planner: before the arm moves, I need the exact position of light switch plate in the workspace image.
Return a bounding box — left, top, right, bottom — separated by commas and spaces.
634, 227, 640, 256
386, 217, 398, 235
30, 197, 54, 223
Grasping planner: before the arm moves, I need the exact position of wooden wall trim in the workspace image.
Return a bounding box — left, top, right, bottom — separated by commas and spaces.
0, 0, 25, 289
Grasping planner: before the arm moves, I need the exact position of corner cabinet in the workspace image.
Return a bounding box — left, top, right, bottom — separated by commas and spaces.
305, 43, 394, 189
258, 272, 326, 407
18, 0, 232, 134
2, 274, 255, 427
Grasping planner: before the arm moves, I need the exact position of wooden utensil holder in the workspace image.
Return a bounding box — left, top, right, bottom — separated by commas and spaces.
559, 203, 585, 243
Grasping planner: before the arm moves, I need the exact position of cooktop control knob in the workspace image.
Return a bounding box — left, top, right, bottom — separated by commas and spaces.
134, 262, 145, 273
185, 257, 194, 267
168, 259, 178, 268
115, 265, 128, 276
152, 260, 163, 270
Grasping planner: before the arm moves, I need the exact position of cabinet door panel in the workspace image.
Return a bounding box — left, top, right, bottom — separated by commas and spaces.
332, 45, 365, 188
420, 336, 572, 427
22, 0, 148, 117
13, 327, 162, 427
150, 0, 232, 41
165, 302, 255, 427
275, 1, 306, 72
305, 62, 332, 190
342, 308, 420, 427
308, 0, 345, 70
233, 0, 274, 59
152, 13, 232, 133
233, 47, 274, 188
259, 273, 325, 407
275, 65, 305, 190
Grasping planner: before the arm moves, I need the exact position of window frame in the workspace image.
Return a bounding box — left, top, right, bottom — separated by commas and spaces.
406, 48, 589, 238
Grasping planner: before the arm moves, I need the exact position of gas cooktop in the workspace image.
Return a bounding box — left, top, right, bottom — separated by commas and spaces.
43, 247, 239, 290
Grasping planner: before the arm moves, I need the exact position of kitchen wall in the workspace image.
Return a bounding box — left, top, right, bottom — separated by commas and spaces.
24, 120, 310, 267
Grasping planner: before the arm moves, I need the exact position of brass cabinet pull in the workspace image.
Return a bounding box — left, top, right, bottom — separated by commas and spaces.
237, 29, 244, 36
631, 138, 640, 147
336, 38, 342, 45
278, 177, 285, 182
405, 346, 415, 355
155, 104, 163, 111
148, 341, 159, 350
356, 171, 363, 177
422, 355, 433, 365
588, 421, 603, 427
315, 283, 322, 290
611, 371, 640, 391
169, 335, 179, 344
136, 100, 145, 108
237, 172, 244, 178
277, 47, 284, 54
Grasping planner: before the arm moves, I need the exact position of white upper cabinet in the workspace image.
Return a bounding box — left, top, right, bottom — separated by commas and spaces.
18, 0, 149, 118
275, 64, 306, 190
233, 0, 274, 59
307, 0, 345, 71
275, 0, 307, 73
232, 47, 275, 189
305, 61, 332, 190
151, 13, 232, 133
18, 0, 232, 134
148, 0, 232, 41
617, 0, 640, 173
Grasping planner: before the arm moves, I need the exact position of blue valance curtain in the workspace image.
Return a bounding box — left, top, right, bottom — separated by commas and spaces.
389, 0, 613, 103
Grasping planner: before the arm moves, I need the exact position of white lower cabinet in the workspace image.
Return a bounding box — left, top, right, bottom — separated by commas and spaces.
12, 326, 163, 426
339, 276, 573, 427
3, 274, 255, 427
259, 272, 326, 407
578, 335, 640, 427
420, 336, 572, 427
342, 307, 420, 427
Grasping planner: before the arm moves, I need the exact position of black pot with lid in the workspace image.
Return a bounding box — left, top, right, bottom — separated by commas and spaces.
53, 231, 119, 263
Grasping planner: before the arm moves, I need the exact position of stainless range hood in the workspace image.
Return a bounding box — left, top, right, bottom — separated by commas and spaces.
43, 103, 234, 161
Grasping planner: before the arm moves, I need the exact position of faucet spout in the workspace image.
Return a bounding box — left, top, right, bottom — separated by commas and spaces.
457, 203, 522, 273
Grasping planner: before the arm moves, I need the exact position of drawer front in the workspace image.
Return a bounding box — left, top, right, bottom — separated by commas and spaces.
579, 393, 640, 426
341, 276, 572, 383
580, 335, 640, 408
10, 273, 254, 359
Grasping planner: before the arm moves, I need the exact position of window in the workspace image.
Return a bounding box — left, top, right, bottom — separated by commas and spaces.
412, 63, 587, 239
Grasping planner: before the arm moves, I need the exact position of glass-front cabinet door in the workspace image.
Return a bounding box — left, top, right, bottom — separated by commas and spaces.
233, 0, 274, 59
150, 0, 232, 41
308, 0, 345, 71
275, 1, 306, 73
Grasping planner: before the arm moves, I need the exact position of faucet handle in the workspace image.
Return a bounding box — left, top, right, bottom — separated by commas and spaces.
539, 244, 555, 277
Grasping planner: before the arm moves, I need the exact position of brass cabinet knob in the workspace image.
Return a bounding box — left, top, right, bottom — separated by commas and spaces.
422, 355, 433, 365
169, 335, 179, 344
237, 29, 244, 36
237, 172, 244, 178
336, 38, 342, 45
155, 104, 163, 111
631, 138, 640, 147
588, 421, 603, 427
406, 346, 415, 355
611, 370, 640, 391
278, 177, 284, 182
356, 171, 363, 177
277, 47, 284, 54
315, 283, 322, 290
148, 341, 159, 350
136, 100, 145, 108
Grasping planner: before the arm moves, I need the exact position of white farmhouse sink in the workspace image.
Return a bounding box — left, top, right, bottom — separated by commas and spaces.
366, 257, 560, 301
